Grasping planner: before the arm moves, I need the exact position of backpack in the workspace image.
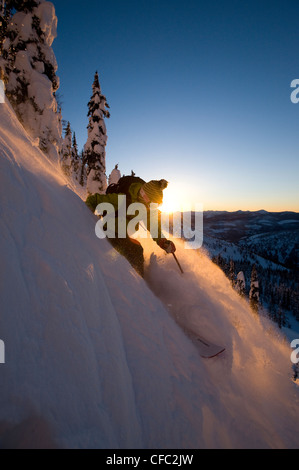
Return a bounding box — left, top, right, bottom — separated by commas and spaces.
106, 175, 145, 204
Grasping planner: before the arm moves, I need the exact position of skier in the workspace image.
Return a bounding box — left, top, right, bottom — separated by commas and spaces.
86, 177, 176, 277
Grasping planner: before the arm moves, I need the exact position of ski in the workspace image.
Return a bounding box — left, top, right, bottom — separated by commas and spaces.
184, 328, 225, 359
164, 303, 225, 359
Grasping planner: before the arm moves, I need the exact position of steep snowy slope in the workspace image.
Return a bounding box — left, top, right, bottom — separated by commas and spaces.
0, 101, 299, 449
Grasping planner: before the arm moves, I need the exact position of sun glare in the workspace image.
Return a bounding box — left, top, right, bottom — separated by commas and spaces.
160, 185, 188, 213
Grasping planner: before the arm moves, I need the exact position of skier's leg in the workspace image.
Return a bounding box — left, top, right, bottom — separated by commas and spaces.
109, 237, 144, 277
126, 238, 144, 277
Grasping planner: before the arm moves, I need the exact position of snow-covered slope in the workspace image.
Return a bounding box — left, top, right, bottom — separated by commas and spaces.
0, 101, 299, 449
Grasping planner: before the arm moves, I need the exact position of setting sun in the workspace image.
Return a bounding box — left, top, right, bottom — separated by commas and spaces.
160, 186, 182, 213
160, 183, 201, 213
159, 184, 185, 213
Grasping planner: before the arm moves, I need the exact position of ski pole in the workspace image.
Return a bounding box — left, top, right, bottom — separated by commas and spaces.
172, 253, 184, 274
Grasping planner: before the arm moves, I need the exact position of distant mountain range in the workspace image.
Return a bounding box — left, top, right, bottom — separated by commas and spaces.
203, 210, 299, 242
185, 210, 299, 330
200, 210, 299, 270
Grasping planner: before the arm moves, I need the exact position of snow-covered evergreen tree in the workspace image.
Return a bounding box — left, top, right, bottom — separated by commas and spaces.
79, 151, 87, 188
60, 121, 72, 178
0, 0, 62, 161
108, 164, 121, 186
84, 71, 110, 195
249, 264, 259, 313
228, 259, 235, 286
71, 132, 80, 182
0, 1, 12, 67
236, 271, 246, 298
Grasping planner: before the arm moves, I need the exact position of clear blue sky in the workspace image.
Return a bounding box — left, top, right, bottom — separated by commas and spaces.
52, 0, 299, 211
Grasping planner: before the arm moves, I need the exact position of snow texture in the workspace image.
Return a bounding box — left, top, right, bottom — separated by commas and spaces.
0, 101, 299, 449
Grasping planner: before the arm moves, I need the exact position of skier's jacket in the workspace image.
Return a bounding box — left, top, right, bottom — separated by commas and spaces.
85, 177, 164, 243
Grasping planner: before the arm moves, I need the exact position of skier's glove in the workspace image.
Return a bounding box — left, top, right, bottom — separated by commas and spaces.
157, 239, 176, 254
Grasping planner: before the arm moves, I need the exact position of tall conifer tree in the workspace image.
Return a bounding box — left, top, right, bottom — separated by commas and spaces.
0, 0, 62, 160
249, 264, 260, 313
236, 271, 246, 298
84, 71, 110, 195
228, 259, 236, 286
0, 1, 12, 69
71, 132, 80, 182
61, 121, 72, 177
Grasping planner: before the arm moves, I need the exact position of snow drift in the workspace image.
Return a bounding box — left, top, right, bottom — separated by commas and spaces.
0, 100, 299, 449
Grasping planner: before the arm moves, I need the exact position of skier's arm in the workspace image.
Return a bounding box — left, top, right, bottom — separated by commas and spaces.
148, 209, 176, 253
85, 193, 119, 213
150, 209, 163, 242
